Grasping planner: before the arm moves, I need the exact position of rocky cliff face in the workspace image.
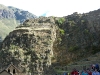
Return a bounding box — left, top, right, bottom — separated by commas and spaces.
8, 6, 37, 23
0, 17, 57, 75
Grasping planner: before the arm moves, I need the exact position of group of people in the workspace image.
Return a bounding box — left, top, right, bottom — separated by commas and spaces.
70, 64, 100, 75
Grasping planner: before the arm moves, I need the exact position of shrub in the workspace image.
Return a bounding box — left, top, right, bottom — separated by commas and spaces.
59, 28, 65, 35
57, 18, 65, 25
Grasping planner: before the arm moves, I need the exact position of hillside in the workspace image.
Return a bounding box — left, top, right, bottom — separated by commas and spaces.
0, 7, 100, 75
0, 4, 37, 40
53, 10, 100, 65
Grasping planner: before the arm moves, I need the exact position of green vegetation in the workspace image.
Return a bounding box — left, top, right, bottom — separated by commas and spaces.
59, 28, 65, 35
0, 19, 18, 39
56, 17, 65, 25
58, 38, 62, 42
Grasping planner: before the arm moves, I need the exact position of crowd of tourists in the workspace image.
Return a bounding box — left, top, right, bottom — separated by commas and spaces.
69, 64, 100, 75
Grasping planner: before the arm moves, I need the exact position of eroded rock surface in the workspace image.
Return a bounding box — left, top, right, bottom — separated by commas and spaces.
0, 17, 57, 75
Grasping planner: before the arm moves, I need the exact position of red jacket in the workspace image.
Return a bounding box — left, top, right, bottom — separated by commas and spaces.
71, 71, 79, 75
88, 71, 92, 75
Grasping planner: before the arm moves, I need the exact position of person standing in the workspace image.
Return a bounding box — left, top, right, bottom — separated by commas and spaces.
92, 68, 100, 75
71, 68, 79, 75
81, 69, 88, 75
87, 68, 92, 75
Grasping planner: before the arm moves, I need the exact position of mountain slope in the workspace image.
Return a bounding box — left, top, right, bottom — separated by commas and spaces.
0, 5, 100, 75
8, 6, 37, 23
0, 4, 37, 40
53, 9, 100, 66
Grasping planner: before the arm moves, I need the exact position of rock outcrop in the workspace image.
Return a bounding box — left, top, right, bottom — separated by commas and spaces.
0, 17, 57, 75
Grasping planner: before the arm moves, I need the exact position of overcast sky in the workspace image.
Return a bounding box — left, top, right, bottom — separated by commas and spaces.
0, 0, 100, 17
